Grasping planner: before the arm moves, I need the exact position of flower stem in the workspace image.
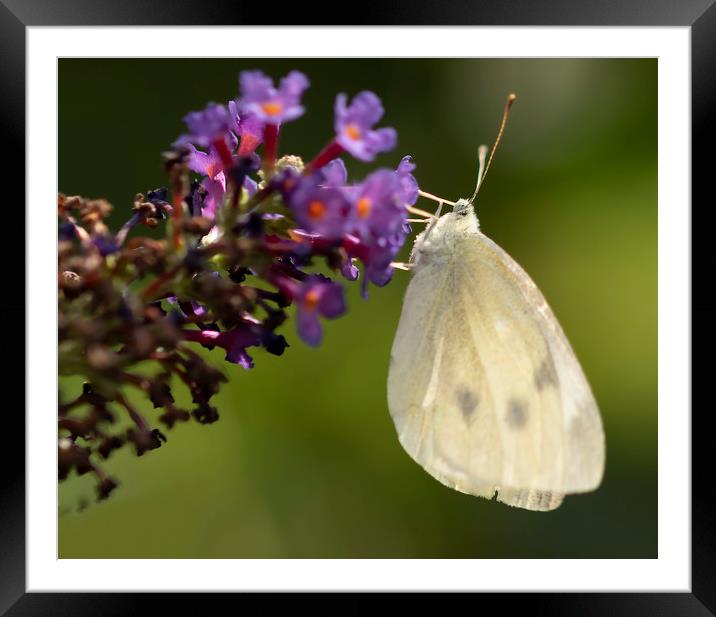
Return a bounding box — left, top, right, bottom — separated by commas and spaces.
262, 123, 280, 171
116, 393, 150, 432
305, 140, 344, 173
141, 262, 183, 303
212, 137, 234, 170
115, 212, 142, 247
171, 193, 184, 250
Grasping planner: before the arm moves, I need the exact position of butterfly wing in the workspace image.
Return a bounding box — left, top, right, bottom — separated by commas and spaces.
387, 230, 605, 511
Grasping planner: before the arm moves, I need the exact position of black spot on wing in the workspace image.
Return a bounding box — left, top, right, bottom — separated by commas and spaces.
506, 399, 528, 429
536, 491, 551, 508
534, 357, 558, 391
456, 388, 479, 421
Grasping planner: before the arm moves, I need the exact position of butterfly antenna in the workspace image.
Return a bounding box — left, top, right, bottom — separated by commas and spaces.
469, 145, 489, 203
470, 93, 517, 203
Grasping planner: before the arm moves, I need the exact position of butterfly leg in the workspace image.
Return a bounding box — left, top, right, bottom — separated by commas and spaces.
410, 200, 444, 257
406, 205, 438, 219
418, 190, 456, 207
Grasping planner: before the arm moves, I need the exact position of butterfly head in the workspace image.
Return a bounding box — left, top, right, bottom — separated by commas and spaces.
452, 197, 475, 217
432, 199, 480, 239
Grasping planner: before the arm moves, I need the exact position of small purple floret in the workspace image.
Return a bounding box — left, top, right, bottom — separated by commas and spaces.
320, 159, 348, 188
175, 102, 232, 149
239, 70, 310, 125
288, 174, 352, 240
295, 276, 346, 346
396, 155, 419, 206
229, 100, 265, 156
334, 92, 397, 162
351, 169, 405, 239
184, 327, 260, 370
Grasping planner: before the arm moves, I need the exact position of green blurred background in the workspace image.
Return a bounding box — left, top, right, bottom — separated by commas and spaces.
58, 58, 657, 558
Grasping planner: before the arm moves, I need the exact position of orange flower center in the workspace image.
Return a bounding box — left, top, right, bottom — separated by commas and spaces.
345, 124, 362, 140
261, 101, 284, 116
308, 200, 327, 220
357, 197, 372, 219
304, 288, 321, 311
207, 161, 222, 179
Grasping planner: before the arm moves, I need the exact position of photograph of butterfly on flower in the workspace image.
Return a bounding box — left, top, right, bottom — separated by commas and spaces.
58, 58, 656, 559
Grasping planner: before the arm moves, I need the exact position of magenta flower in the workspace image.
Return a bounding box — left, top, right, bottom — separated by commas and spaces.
339, 256, 360, 281
203, 178, 228, 219
183, 327, 261, 369
334, 92, 397, 162
185, 146, 227, 219
221, 328, 261, 368
342, 222, 409, 298
239, 70, 310, 125
363, 245, 396, 287
175, 102, 233, 149
320, 159, 348, 188
266, 271, 346, 347
359, 233, 407, 297
294, 277, 346, 346
351, 169, 406, 240
186, 144, 227, 180
186, 143, 261, 219
288, 175, 352, 240
176, 104, 241, 219
229, 100, 265, 156
396, 155, 419, 206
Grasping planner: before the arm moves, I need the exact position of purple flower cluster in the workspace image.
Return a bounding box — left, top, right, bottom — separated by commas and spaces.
58, 69, 420, 501
173, 69, 416, 345
285, 156, 417, 296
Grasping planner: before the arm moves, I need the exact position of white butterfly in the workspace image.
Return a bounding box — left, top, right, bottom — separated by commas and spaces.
387, 96, 605, 511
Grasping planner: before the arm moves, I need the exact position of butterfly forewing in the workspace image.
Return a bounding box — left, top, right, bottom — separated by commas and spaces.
387, 227, 605, 510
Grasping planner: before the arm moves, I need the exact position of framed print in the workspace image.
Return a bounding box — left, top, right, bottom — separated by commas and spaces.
3, 0, 711, 613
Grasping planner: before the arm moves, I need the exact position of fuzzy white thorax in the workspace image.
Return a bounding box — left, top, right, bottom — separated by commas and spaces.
410, 198, 481, 266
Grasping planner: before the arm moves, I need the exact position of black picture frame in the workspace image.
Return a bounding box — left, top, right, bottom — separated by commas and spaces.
3, 1, 710, 614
